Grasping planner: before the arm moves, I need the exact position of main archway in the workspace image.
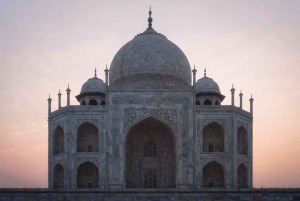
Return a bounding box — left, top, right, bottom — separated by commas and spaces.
125, 117, 176, 188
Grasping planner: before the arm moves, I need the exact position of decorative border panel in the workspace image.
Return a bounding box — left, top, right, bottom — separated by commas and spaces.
202, 119, 225, 128
124, 109, 177, 132
202, 158, 226, 167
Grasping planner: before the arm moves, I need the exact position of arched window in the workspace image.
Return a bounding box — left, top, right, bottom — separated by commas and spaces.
53, 163, 64, 189
144, 170, 157, 188
77, 122, 99, 152
203, 99, 212, 105
237, 164, 247, 188
126, 117, 175, 188
215, 100, 220, 105
196, 100, 200, 105
203, 122, 224, 152
237, 126, 248, 155
53, 126, 64, 155
77, 161, 98, 188
100, 100, 106, 105
81, 100, 86, 105
203, 161, 224, 188
144, 141, 157, 157
89, 99, 97, 105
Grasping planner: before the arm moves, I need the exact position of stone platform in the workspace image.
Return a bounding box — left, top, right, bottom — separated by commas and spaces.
0, 188, 300, 201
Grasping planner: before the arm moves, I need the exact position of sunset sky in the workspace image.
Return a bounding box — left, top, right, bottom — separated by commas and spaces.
0, 0, 300, 188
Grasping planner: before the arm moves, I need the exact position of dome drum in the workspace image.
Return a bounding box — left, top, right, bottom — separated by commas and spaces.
111, 74, 189, 86
195, 94, 224, 106
76, 93, 106, 106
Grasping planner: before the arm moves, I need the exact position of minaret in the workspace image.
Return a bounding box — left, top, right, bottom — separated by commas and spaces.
239, 90, 243, 109
249, 94, 254, 116
104, 65, 109, 86
47, 94, 52, 116
192, 65, 197, 85
230, 84, 235, 106
66, 84, 71, 106
58, 89, 62, 109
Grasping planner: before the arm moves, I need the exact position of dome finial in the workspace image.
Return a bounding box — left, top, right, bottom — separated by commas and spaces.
148, 6, 153, 27
94, 68, 97, 77
204, 67, 206, 77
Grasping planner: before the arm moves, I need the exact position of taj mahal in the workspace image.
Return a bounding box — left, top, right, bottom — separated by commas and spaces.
47, 9, 253, 190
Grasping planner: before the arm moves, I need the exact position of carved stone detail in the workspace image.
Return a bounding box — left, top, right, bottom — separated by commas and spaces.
195, 105, 251, 118
52, 120, 64, 131
75, 119, 99, 130
52, 158, 65, 168
236, 155, 248, 168
237, 121, 248, 131
237, 159, 248, 168
111, 74, 188, 86
202, 119, 225, 128
202, 158, 226, 167
124, 109, 177, 132
109, 85, 193, 90
75, 157, 99, 168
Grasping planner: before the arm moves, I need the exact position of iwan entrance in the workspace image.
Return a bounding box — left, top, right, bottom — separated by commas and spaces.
125, 117, 176, 188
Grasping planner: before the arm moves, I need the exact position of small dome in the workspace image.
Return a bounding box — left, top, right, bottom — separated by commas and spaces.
80, 76, 106, 94
109, 28, 191, 86
195, 76, 221, 94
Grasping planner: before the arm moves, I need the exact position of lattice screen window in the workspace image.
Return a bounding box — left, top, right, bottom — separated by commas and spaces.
88, 145, 92, 152
144, 171, 157, 188
209, 145, 214, 152
144, 141, 157, 157
87, 182, 93, 188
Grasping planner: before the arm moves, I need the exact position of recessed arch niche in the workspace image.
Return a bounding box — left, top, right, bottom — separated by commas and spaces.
77, 161, 99, 188
53, 126, 64, 155
125, 116, 176, 188
237, 163, 247, 188
53, 163, 64, 188
203, 161, 224, 188
237, 126, 248, 155
77, 122, 99, 152
203, 122, 224, 152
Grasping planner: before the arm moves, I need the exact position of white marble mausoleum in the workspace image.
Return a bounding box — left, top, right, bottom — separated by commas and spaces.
47, 9, 254, 190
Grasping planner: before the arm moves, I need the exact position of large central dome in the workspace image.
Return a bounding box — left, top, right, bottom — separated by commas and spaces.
109, 10, 191, 86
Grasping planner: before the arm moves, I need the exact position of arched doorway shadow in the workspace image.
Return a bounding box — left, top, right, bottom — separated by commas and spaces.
125, 116, 176, 188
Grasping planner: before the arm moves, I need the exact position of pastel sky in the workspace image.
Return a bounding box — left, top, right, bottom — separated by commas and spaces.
0, 0, 300, 188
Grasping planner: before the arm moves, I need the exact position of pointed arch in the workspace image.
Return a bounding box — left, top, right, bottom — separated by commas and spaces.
125, 113, 177, 136
77, 161, 99, 188
81, 100, 86, 105
203, 161, 224, 188
203, 99, 212, 105
89, 99, 98, 105
100, 100, 106, 105
77, 122, 99, 152
203, 122, 224, 152
237, 126, 248, 155
196, 100, 200, 105
125, 116, 176, 188
53, 163, 64, 189
237, 163, 247, 188
215, 100, 220, 105
53, 126, 64, 155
